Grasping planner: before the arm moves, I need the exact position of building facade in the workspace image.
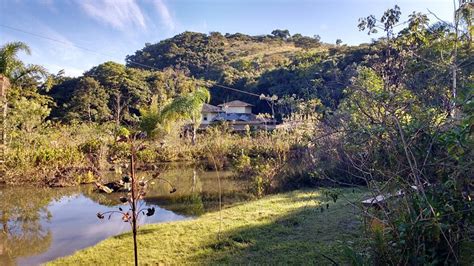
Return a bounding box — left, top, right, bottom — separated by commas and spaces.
200, 100, 275, 131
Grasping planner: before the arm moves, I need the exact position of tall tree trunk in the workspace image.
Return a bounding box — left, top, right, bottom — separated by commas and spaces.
88, 104, 92, 123
114, 91, 122, 127
191, 126, 197, 145
191, 115, 198, 145
0, 75, 9, 174
451, 0, 460, 118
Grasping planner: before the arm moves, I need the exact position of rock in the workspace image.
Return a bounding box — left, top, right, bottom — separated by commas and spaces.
95, 179, 131, 193
95, 182, 114, 193
47, 166, 101, 187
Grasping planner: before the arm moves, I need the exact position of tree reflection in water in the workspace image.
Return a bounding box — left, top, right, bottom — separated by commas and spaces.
143, 168, 254, 216
42, 167, 251, 218
0, 187, 72, 265
0, 166, 251, 265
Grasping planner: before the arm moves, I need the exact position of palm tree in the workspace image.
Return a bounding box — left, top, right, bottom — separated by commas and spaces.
0, 42, 30, 169
0, 42, 47, 168
0, 41, 31, 78
0, 41, 48, 86
160, 87, 210, 144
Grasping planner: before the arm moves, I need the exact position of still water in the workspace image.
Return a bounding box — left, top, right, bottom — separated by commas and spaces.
0, 165, 251, 265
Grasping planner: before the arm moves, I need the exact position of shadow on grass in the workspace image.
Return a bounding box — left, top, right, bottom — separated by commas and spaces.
102, 190, 366, 265
189, 194, 364, 265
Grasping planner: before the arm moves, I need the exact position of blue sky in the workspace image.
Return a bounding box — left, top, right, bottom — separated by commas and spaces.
1, 0, 454, 77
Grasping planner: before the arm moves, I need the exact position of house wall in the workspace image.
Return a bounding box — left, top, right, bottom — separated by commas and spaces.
201, 112, 219, 124
223, 106, 252, 114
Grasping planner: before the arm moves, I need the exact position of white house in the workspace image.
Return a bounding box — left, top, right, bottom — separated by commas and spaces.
200, 100, 276, 131
218, 100, 253, 114
201, 103, 224, 125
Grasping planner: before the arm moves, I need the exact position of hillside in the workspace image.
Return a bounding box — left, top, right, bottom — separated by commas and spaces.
125, 31, 359, 111
2, 4, 473, 265
126, 31, 328, 80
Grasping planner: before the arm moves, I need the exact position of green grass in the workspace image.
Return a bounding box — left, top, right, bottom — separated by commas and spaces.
50, 188, 368, 265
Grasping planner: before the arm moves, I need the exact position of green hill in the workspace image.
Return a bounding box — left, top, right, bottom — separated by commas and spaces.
125, 31, 362, 111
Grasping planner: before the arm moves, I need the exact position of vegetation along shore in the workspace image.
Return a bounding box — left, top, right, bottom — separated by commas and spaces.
0, 2, 472, 265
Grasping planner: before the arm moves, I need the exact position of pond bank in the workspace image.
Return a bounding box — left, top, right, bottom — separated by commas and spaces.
50, 188, 368, 265
0, 166, 250, 265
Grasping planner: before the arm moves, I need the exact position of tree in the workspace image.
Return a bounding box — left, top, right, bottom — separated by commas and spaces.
66, 77, 110, 122
323, 6, 474, 263
0, 42, 48, 88
0, 42, 31, 78
8, 97, 50, 133
291, 34, 321, 49
0, 42, 30, 158
160, 87, 210, 144
0, 75, 9, 170
456, 0, 473, 47
96, 131, 177, 266
139, 96, 166, 138
271, 29, 291, 39
85, 62, 149, 126
0, 42, 50, 163
126, 31, 225, 79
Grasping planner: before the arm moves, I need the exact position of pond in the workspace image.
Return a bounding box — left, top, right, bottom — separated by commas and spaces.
0, 164, 252, 265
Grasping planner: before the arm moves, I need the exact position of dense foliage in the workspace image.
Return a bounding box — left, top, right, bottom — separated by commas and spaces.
1, 4, 473, 264
125, 31, 360, 111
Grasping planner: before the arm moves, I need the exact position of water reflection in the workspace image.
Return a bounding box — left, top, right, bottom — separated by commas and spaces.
100, 166, 253, 216
17, 195, 185, 265
0, 187, 63, 265
141, 167, 254, 215
0, 165, 251, 265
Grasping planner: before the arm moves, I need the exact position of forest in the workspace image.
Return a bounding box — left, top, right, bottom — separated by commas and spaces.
0, 3, 473, 265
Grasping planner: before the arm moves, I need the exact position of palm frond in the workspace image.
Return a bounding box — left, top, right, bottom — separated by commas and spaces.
160, 87, 210, 132
0, 41, 31, 77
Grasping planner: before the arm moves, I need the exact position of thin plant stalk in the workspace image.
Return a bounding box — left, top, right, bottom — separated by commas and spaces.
206, 147, 223, 240
130, 141, 139, 266
96, 132, 176, 265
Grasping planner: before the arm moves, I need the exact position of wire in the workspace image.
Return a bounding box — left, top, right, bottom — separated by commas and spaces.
0, 24, 269, 99
2, 23, 470, 101
0, 24, 171, 73
205, 82, 262, 97
0, 24, 118, 59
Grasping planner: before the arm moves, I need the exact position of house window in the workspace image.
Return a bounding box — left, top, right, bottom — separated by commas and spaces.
203, 115, 208, 121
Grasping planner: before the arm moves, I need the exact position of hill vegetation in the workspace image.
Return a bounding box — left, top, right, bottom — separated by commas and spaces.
0, 4, 473, 264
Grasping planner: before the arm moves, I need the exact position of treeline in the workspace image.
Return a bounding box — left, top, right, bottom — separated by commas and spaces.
2, 21, 472, 130
13, 24, 467, 127
1, 4, 473, 264
40, 30, 368, 123
40, 30, 333, 124
125, 30, 356, 112
48, 64, 199, 125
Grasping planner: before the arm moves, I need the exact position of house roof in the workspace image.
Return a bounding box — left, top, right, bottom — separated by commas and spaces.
202, 103, 223, 113
218, 100, 253, 107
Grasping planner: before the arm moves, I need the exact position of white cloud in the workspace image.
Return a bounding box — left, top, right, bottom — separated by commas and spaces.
33, 23, 87, 61
152, 0, 176, 31
78, 0, 146, 31
38, 0, 58, 12
20, 20, 106, 77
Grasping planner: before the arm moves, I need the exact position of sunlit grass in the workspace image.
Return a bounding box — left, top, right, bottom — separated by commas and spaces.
50, 188, 368, 265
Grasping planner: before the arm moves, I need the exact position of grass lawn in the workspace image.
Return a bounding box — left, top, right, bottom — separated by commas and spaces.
50, 188, 368, 265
